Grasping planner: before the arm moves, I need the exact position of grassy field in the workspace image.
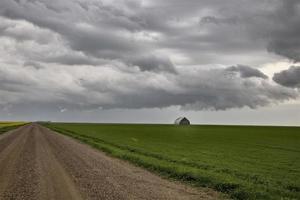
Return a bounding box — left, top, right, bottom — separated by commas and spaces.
44, 123, 300, 199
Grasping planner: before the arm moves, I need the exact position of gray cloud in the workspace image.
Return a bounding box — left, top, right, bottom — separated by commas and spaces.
1, 0, 299, 67
23, 61, 43, 69
129, 54, 177, 73
267, 40, 300, 63
0, 0, 144, 59
200, 16, 239, 25
264, 0, 300, 62
273, 66, 300, 88
0, 16, 54, 44
0, 0, 299, 118
226, 65, 268, 79
0, 64, 297, 112
197, 0, 300, 63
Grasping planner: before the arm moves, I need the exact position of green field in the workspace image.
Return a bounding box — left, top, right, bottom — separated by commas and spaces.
44, 123, 300, 199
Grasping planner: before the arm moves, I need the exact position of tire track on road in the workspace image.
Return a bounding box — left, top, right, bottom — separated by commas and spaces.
35, 126, 83, 200
0, 125, 36, 199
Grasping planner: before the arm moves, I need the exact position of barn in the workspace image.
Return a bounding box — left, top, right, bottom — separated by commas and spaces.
174, 117, 190, 125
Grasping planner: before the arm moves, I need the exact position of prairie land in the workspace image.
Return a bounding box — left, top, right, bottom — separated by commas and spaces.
45, 123, 300, 200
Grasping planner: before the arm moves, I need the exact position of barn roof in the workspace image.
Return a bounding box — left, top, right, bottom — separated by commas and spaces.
174, 117, 189, 124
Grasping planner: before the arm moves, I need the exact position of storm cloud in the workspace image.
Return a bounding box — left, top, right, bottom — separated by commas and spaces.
273, 66, 300, 88
226, 65, 268, 79
1, 0, 300, 65
0, 0, 299, 118
0, 63, 297, 111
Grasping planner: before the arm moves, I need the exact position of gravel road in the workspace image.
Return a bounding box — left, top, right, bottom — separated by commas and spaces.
0, 123, 220, 200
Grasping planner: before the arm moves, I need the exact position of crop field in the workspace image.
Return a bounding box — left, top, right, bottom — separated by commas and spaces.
0, 122, 27, 134
45, 123, 300, 200
0, 122, 26, 128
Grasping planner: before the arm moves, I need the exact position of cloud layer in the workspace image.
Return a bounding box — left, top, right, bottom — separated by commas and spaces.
0, 0, 299, 115
0, 63, 297, 112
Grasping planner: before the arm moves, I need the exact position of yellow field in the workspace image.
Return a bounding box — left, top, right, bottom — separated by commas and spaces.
0, 122, 27, 128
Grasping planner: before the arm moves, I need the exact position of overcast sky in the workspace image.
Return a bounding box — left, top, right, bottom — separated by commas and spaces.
0, 0, 299, 125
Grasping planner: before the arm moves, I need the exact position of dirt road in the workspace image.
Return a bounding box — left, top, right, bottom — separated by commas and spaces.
0, 123, 220, 200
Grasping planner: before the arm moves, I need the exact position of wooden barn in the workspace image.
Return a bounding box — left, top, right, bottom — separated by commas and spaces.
174, 117, 190, 125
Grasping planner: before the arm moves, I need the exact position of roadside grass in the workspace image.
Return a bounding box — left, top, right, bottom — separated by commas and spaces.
43, 123, 300, 200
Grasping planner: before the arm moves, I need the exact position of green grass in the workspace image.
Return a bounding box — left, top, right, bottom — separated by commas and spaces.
44, 123, 300, 200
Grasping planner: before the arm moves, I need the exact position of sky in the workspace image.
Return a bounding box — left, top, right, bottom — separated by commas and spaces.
0, 0, 299, 125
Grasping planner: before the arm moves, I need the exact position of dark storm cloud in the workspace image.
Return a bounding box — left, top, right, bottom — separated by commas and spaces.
1, 0, 299, 64
0, 0, 299, 114
96, 67, 296, 110
273, 66, 300, 88
0, 0, 144, 56
196, 0, 300, 63
265, 0, 300, 62
0, 63, 297, 112
226, 65, 268, 79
